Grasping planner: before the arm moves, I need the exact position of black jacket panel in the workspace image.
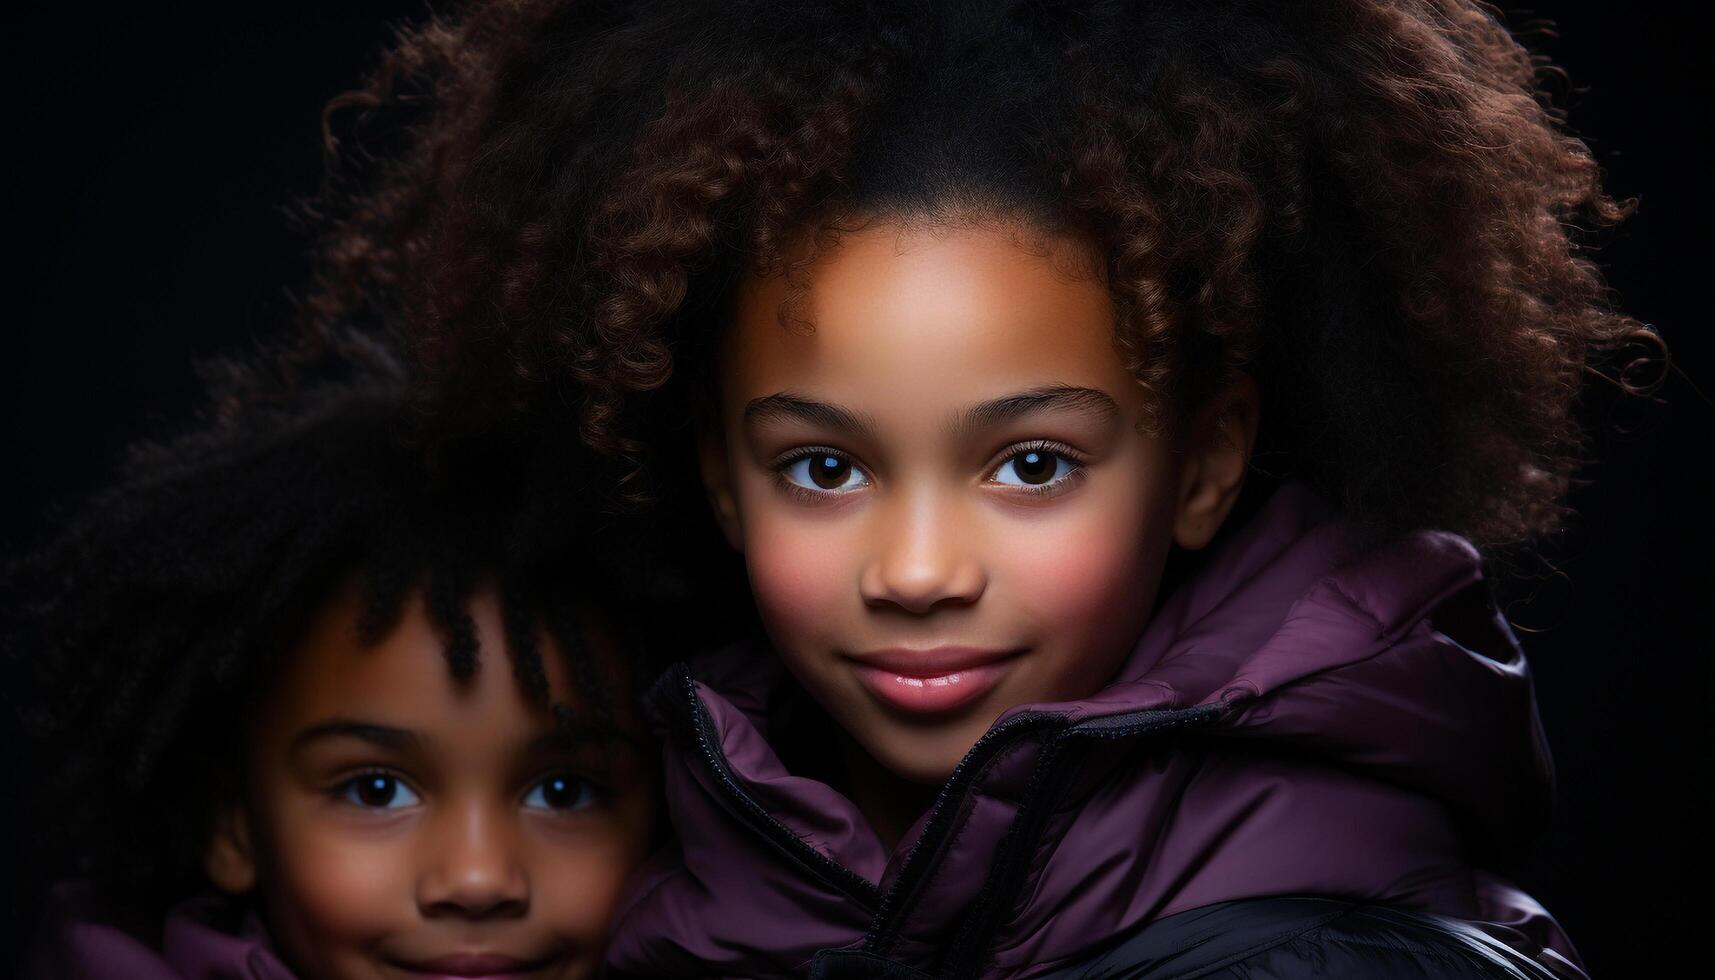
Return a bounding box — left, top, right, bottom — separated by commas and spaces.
1034, 898, 1570, 980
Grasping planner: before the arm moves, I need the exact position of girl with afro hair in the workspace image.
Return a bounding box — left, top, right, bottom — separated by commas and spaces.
42, 0, 1661, 976
7, 330, 683, 979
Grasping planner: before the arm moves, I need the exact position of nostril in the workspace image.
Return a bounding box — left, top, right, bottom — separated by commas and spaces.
417, 854, 530, 920
857, 508, 988, 612
863, 588, 981, 614
422, 892, 529, 921
860, 549, 987, 612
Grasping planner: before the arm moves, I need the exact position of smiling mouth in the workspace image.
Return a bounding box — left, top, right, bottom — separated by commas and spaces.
845, 646, 1023, 715
393, 950, 560, 978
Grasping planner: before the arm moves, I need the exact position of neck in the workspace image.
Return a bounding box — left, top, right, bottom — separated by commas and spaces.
838, 732, 939, 851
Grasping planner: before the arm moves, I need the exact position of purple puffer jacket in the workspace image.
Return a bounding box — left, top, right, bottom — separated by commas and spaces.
26, 889, 293, 979
607, 485, 1584, 979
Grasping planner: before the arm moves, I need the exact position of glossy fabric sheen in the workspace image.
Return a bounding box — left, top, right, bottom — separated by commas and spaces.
27, 890, 293, 979
607, 485, 1584, 979
1025, 897, 1570, 979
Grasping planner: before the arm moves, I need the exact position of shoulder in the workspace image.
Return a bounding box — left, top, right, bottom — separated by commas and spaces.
24, 886, 293, 980
1041, 897, 1580, 980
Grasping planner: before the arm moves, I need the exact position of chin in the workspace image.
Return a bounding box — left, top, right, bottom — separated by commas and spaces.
879, 749, 960, 786
863, 717, 989, 786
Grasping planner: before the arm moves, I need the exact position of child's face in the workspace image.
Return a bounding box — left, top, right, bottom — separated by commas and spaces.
204, 588, 657, 980
704, 219, 1254, 784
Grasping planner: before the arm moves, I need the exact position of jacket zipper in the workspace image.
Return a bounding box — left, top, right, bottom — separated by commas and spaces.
672, 665, 884, 909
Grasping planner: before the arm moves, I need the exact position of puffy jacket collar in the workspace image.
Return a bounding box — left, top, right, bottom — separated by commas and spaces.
609, 485, 1567, 978
29, 889, 293, 980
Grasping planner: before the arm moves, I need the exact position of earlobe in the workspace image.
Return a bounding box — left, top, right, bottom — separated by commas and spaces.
1173, 375, 1261, 551
203, 804, 258, 896
698, 426, 745, 552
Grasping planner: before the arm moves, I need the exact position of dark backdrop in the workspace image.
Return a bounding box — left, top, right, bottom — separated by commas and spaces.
3, 4, 1708, 976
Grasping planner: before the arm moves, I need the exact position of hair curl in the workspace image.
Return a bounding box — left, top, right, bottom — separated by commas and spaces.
1, 329, 686, 929
302, 0, 1650, 547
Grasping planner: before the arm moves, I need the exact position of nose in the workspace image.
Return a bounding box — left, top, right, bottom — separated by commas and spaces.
859, 490, 986, 614
416, 802, 529, 920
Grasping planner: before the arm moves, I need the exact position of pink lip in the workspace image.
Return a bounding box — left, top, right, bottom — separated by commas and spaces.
847, 647, 1022, 715
397, 952, 549, 978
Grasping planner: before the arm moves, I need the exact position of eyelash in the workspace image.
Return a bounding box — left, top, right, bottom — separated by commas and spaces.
771, 446, 867, 503
333, 769, 420, 811
328, 769, 610, 813
989, 439, 1088, 498
769, 440, 1088, 500
522, 772, 609, 813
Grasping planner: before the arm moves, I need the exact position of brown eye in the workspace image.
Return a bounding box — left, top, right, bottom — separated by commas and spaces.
993, 447, 1078, 489
524, 773, 604, 811
781, 451, 870, 494
810, 454, 850, 489
357, 776, 396, 806
339, 773, 419, 809
1011, 451, 1055, 485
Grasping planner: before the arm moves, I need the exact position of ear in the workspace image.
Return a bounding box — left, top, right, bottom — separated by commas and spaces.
203, 803, 258, 896
698, 422, 744, 552
1173, 374, 1261, 551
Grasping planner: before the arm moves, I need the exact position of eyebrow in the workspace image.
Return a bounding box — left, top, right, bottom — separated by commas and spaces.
742, 392, 878, 437
743, 385, 1120, 441
289, 719, 422, 756
953, 385, 1121, 437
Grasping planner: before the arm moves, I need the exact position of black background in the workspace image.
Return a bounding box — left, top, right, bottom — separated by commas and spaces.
3, 4, 1709, 976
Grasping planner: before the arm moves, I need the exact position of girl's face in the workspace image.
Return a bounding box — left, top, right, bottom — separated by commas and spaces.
204, 588, 657, 980
704, 219, 1254, 784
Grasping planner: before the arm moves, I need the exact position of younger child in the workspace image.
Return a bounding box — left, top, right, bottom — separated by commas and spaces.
7, 334, 670, 979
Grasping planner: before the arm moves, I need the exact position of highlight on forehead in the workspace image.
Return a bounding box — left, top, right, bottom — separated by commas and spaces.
749, 207, 1108, 336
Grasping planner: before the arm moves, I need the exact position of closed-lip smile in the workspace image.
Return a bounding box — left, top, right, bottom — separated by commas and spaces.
849, 646, 1019, 675
845, 646, 1022, 714
395, 950, 556, 978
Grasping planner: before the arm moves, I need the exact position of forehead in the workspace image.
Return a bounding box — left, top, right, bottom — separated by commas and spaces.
724, 221, 1135, 414
259, 587, 627, 742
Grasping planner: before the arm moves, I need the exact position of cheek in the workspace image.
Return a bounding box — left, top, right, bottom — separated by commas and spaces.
1000, 484, 1174, 666
1009, 520, 1150, 623
530, 839, 636, 946
739, 504, 858, 652
260, 818, 412, 965
529, 800, 660, 959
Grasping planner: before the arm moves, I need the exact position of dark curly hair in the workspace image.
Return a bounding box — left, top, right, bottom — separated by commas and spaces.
302, 0, 1650, 548
1, 328, 686, 930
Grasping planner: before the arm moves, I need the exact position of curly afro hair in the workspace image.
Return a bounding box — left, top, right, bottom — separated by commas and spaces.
1, 327, 689, 930
300, 0, 1650, 548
